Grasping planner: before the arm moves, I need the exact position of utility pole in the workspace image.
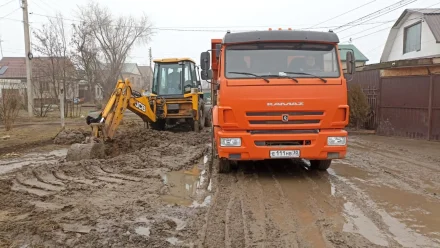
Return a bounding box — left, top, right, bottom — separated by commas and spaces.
0, 37, 3, 58
21, 0, 33, 117
149, 47, 152, 66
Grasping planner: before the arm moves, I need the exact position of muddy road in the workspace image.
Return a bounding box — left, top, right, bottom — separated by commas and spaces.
0, 126, 439, 248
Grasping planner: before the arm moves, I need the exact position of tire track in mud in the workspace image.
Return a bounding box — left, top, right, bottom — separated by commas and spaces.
347, 139, 440, 200
200, 166, 245, 248
256, 161, 300, 248
236, 163, 268, 247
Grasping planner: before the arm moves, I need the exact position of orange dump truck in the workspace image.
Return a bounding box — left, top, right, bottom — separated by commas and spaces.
200, 29, 355, 173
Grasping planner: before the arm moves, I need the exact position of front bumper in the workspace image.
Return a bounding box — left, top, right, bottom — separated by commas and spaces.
216, 129, 347, 160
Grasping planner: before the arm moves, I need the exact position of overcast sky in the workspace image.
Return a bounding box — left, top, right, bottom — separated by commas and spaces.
0, 0, 439, 66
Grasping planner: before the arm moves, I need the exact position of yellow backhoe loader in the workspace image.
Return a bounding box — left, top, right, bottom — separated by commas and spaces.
66, 58, 209, 161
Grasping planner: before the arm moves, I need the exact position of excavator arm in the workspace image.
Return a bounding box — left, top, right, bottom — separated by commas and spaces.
91, 78, 164, 140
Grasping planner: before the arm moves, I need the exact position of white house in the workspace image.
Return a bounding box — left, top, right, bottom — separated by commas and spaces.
381, 8, 440, 62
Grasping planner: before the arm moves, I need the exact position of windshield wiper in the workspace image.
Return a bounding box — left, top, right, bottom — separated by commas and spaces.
228, 72, 270, 83
283, 71, 327, 83
260, 74, 299, 83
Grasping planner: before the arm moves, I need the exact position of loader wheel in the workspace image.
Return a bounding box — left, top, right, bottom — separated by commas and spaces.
310, 159, 332, 171
218, 158, 231, 173
193, 107, 204, 132
151, 119, 166, 131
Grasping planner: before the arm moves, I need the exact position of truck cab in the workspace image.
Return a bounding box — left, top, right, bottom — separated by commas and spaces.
200, 30, 355, 172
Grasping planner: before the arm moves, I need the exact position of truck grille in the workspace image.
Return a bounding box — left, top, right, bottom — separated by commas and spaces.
255, 140, 312, 146
246, 111, 324, 125
249, 120, 319, 125
246, 111, 324, 116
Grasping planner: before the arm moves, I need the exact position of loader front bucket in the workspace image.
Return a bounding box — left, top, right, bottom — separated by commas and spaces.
66, 142, 105, 161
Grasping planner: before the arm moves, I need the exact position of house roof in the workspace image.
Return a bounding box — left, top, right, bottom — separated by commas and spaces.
338, 44, 369, 62
121, 63, 140, 75
138, 66, 152, 77
0, 57, 74, 79
381, 8, 440, 62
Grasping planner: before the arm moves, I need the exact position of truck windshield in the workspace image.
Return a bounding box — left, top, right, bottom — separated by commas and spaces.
224, 42, 340, 79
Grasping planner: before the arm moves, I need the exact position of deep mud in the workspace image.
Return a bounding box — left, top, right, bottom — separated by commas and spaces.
53, 129, 91, 145
1, 127, 440, 247
0, 126, 211, 248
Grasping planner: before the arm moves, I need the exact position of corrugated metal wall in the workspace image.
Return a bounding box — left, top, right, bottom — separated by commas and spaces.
346, 70, 440, 141
431, 75, 440, 141
377, 76, 431, 139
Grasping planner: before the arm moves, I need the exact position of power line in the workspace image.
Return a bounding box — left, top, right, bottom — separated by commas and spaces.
308, 0, 377, 28
0, 7, 20, 20
28, 12, 405, 32
0, 0, 14, 8
334, 0, 418, 32
343, 3, 440, 43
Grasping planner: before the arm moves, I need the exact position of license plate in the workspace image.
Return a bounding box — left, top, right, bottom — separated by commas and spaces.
270, 150, 300, 158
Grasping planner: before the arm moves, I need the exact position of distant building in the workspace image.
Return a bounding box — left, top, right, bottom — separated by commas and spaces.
121, 63, 143, 92
138, 65, 153, 91
381, 8, 440, 62
338, 44, 369, 71
0, 57, 77, 106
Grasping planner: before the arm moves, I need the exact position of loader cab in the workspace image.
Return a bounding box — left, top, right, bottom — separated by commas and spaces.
152, 58, 201, 97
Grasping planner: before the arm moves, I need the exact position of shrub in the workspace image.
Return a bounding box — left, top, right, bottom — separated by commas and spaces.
348, 84, 370, 129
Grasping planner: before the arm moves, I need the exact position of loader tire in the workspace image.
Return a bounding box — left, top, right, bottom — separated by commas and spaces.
310, 159, 332, 171
203, 105, 211, 127
218, 158, 231, 173
151, 119, 166, 131
193, 104, 204, 132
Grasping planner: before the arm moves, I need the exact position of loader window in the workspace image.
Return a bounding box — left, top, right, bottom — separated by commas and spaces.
152, 63, 183, 95
224, 42, 340, 79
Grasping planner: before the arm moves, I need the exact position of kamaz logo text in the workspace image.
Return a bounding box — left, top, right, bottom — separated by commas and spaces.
267, 102, 304, 106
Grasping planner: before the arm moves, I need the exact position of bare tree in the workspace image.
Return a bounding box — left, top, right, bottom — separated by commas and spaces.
77, 1, 153, 99
0, 82, 24, 131
32, 13, 76, 117
71, 22, 101, 103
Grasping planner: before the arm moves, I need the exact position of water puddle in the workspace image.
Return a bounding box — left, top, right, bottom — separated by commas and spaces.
362, 184, 440, 242
329, 169, 439, 247
160, 155, 212, 207
166, 236, 182, 245
343, 201, 389, 246
135, 226, 151, 237
331, 162, 371, 180
30, 201, 67, 211
0, 149, 67, 175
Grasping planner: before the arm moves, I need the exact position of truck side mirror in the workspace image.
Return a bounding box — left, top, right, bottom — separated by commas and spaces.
200, 52, 211, 70
201, 70, 212, 80
346, 51, 355, 74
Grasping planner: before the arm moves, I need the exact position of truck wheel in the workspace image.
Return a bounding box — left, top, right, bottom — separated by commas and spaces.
218, 158, 231, 173
151, 119, 166, 131
310, 159, 332, 171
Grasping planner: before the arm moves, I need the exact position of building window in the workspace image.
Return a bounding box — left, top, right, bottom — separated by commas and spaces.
403, 22, 421, 54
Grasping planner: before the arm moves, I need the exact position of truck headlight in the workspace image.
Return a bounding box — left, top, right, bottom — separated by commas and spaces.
220, 138, 241, 147
327, 137, 346, 146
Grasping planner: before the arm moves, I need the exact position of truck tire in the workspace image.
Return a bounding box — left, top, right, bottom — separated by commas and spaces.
218, 158, 231, 173
310, 159, 332, 171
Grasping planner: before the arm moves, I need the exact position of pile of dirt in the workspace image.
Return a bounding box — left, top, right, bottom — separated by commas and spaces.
54, 129, 91, 145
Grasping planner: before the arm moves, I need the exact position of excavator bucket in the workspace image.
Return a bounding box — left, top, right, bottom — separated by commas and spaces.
66, 142, 105, 161
66, 124, 106, 162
